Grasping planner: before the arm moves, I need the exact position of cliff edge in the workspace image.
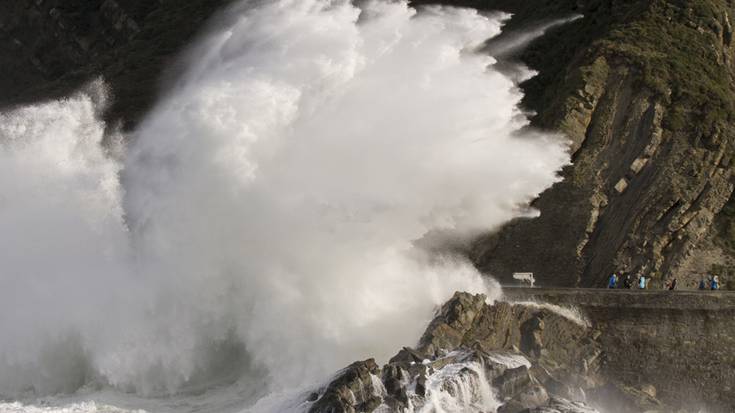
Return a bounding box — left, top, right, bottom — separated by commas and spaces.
464, 0, 735, 289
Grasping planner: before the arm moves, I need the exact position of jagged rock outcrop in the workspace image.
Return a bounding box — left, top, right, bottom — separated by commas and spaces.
307, 292, 672, 413
310, 289, 735, 412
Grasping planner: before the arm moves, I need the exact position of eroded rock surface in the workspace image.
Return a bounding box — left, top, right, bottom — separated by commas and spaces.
306, 292, 670, 413
468, 0, 735, 289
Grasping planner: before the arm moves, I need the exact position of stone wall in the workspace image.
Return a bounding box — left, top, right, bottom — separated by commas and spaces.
502, 287, 735, 412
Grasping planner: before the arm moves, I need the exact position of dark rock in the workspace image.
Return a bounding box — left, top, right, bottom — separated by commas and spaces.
418, 291, 486, 355
520, 316, 545, 358
528, 397, 600, 412
387, 347, 428, 365
312, 293, 610, 412
499, 385, 550, 413
308, 359, 383, 413
493, 366, 533, 399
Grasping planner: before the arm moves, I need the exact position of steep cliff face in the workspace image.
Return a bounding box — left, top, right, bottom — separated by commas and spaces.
469, 0, 735, 288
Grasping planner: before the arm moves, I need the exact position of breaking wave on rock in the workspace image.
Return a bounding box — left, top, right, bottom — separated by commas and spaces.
0, 0, 568, 411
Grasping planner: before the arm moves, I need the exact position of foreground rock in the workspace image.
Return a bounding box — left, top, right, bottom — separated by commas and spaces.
306, 292, 670, 413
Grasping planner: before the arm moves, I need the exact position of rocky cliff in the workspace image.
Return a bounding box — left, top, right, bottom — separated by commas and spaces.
463, 0, 735, 289
306, 291, 715, 413
306, 292, 603, 413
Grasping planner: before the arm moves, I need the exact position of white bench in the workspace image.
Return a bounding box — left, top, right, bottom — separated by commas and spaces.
513, 272, 535, 287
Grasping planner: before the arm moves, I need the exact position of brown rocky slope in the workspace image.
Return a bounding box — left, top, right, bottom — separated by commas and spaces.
459, 0, 735, 289
306, 292, 691, 413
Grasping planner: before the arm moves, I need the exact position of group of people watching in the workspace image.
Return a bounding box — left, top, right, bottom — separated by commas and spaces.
607, 273, 654, 289
606, 273, 721, 290
698, 275, 720, 290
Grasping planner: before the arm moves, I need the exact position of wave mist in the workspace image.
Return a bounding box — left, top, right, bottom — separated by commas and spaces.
0, 0, 568, 406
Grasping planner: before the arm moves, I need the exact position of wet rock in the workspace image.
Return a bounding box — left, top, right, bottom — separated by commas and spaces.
528, 397, 601, 412
499, 385, 550, 413
418, 291, 486, 355
493, 365, 533, 399
308, 359, 383, 413
520, 316, 545, 358
310, 293, 610, 412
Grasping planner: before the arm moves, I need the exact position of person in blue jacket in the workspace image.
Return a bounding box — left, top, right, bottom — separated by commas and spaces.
607, 273, 618, 289
711, 275, 720, 290
638, 275, 647, 289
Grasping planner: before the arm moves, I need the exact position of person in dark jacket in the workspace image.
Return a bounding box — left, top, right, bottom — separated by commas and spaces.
668, 278, 677, 290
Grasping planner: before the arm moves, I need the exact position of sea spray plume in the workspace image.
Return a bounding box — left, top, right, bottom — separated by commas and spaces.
483, 14, 584, 59
0, 81, 131, 396
0, 0, 569, 401
482, 14, 584, 84
122, 0, 568, 391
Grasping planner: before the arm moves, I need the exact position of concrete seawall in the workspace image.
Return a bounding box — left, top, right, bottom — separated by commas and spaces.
501, 287, 735, 412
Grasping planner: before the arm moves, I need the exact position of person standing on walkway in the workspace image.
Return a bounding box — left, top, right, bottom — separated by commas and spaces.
608, 273, 618, 289
668, 278, 677, 290
698, 278, 707, 290
711, 275, 720, 290
638, 275, 647, 289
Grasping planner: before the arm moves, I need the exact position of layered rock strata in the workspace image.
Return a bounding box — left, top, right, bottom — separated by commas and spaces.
470, 0, 735, 288
307, 292, 675, 413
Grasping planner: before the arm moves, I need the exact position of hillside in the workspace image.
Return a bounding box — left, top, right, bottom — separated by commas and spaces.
468, 0, 735, 288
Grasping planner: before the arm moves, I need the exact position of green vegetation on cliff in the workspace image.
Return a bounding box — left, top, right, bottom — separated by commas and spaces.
601, 0, 734, 134
512, 0, 735, 135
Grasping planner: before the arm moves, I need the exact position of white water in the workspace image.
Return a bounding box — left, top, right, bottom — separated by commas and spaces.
398, 351, 530, 413
508, 301, 591, 328
420, 361, 499, 412
0, 0, 569, 411
483, 15, 584, 58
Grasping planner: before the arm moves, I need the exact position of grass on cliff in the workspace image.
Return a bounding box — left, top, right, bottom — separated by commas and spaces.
514, 0, 735, 137
598, 0, 735, 134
